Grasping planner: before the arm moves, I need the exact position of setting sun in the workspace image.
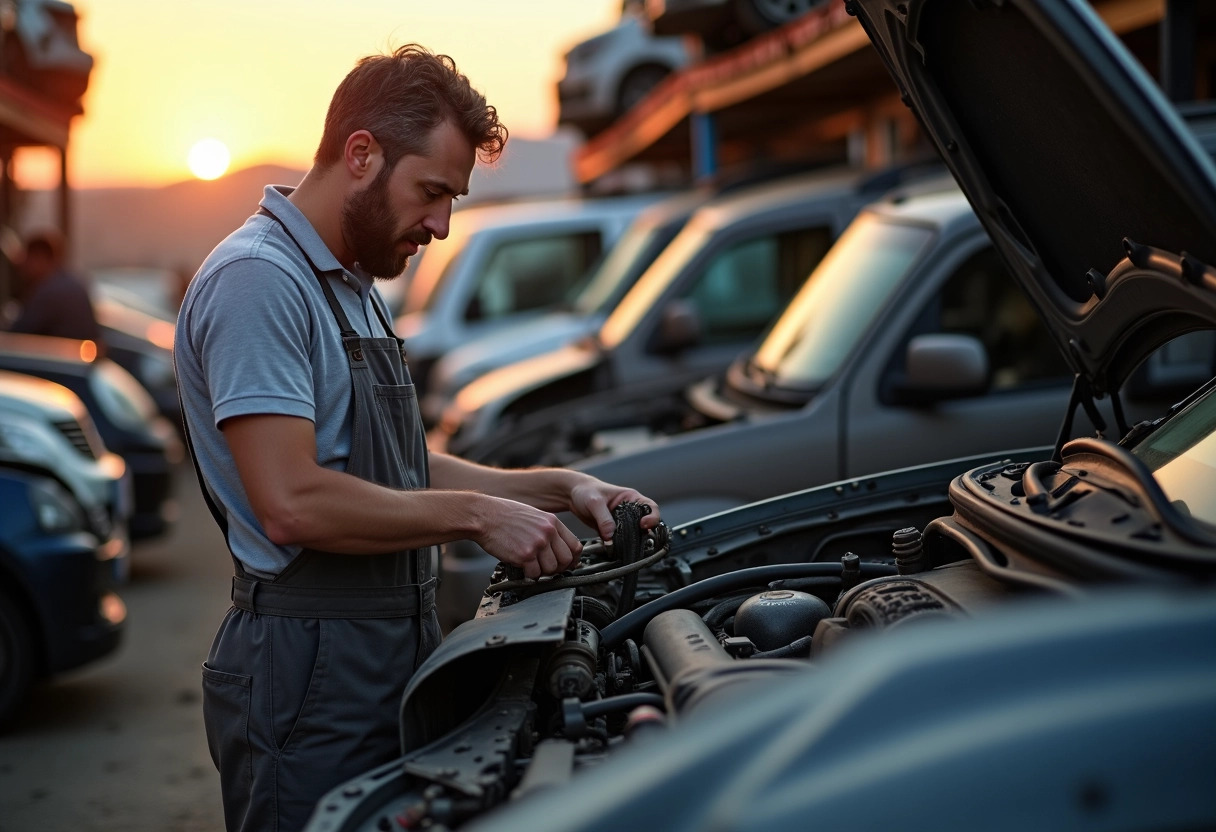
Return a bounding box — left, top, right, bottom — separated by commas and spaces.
187, 138, 231, 180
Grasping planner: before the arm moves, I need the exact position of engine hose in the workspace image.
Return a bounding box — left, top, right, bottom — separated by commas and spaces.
580, 692, 666, 719
751, 634, 814, 660
701, 591, 759, 632
601, 561, 896, 650
613, 502, 650, 618
484, 543, 670, 597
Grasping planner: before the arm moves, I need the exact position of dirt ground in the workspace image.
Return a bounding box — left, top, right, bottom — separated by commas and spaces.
0, 464, 232, 832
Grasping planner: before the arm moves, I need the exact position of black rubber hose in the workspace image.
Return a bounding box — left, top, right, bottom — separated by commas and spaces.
751, 634, 814, 660
701, 591, 757, 632
601, 562, 895, 650
613, 502, 650, 618
580, 692, 666, 719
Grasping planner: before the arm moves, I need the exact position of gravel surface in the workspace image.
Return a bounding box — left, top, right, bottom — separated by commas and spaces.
0, 464, 232, 832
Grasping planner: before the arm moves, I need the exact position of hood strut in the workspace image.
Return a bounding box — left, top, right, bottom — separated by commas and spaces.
1052, 374, 1132, 463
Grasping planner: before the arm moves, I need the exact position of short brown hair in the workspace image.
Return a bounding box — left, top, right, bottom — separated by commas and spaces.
315, 44, 507, 169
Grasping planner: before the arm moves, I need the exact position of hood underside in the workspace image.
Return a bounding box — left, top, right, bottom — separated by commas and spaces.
850, 0, 1216, 394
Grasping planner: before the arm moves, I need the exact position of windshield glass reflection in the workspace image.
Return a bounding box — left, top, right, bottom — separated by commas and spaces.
573, 225, 659, 316
750, 214, 933, 388
1132, 383, 1216, 525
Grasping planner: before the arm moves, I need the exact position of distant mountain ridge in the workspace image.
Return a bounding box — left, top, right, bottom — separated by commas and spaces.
21, 135, 580, 275
23, 163, 307, 274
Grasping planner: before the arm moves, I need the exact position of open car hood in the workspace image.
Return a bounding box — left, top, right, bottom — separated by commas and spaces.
850, 0, 1216, 395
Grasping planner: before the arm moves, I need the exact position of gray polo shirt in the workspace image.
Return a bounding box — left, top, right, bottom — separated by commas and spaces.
175, 185, 400, 578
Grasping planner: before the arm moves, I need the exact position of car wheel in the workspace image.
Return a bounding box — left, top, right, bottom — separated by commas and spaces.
616, 64, 672, 117
735, 0, 825, 33
0, 590, 35, 729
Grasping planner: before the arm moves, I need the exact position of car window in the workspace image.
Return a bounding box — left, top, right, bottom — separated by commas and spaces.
679, 226, 833, 345
753, 215, 933, 388
91, 360, 158, 429
572, 223, 666, 316
1132, 381, 1216, 526
928, 246, 1070, 390
409, 226, 469, 314
465, 232, 603, 322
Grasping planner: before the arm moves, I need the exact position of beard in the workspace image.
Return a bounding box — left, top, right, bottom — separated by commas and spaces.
341, 166, 430, 279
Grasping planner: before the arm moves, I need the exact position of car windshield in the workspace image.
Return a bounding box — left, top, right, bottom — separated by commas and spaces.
91, 360, 158, 429
1131, 381, 1216, 526
571, 223, 661, 316
407, 225, 469, 314
599, 225, 713, 349
747, 213, 933, 389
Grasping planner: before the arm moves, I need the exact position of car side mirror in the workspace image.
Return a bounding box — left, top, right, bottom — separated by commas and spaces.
891, 333, 989, 405
654, 300, 702, 354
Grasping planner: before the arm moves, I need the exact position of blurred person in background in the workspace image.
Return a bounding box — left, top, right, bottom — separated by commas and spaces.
6, 229, 100, 343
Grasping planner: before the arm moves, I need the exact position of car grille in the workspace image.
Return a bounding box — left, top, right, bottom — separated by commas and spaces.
53, 418, 99, 459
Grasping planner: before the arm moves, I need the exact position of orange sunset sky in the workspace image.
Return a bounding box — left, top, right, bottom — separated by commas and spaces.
16, 0, 622, 190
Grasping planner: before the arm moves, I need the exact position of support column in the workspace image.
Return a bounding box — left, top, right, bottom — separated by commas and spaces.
58, 143, 71, 258
690, 111, 718, 183
0, 149, 11, 308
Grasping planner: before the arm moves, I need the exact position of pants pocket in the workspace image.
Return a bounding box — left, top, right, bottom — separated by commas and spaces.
201, 662, 253, 815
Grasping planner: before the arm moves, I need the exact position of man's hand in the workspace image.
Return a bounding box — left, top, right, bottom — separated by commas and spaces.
473, 497, 584, 580
569, 480, 661, 543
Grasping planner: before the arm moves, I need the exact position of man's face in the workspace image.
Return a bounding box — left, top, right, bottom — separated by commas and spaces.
342, 120, 475, 280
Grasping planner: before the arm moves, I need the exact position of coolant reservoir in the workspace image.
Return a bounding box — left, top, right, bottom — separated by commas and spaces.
734, 590, 832, 652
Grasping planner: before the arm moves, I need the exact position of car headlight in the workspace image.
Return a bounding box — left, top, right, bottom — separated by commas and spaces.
30, 478, 87, 534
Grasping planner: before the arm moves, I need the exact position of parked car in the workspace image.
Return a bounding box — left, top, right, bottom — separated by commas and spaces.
558, 5, 691, 134
421, 188, 711, 425
431, 165, 937, 461
423, 163, 932, 426
0, 370, 131, 551
95, 284, 180, 424
436, 182, 1207, 625
0, 333, 181, 539
0, 465, 127, 729
395, 192, 667, 391
649, 0, 830, 51
304, 2, 1216, 828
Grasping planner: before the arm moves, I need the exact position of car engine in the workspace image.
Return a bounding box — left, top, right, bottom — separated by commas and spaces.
306, 489, 1047, 832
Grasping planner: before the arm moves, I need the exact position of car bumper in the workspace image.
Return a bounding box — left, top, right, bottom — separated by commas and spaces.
18, 531, 127, 675
124, 450, 177, 539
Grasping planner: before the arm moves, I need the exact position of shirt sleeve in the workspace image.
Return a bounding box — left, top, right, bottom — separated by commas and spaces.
186, 257, 318, 428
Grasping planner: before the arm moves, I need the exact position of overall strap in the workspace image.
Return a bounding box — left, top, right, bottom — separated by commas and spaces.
256, 205, 359, 338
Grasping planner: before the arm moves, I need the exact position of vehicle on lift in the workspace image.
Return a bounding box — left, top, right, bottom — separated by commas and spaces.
649, 0, 831, 51
557, 3, 691, 135
303, 2, 1216, 829
431, 165, 938, 460
0, 333, 181, 539
394, 192, 666, 392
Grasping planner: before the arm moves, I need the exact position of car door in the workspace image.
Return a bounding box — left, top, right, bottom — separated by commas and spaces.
843, 240, 1075, 478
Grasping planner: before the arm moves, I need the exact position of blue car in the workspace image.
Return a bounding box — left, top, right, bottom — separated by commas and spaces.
0, 464, 127, 728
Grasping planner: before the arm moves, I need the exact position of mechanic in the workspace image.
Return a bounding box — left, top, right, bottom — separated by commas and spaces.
174, 44, 661, 832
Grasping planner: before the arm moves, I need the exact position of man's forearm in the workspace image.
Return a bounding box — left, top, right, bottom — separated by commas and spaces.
429, 451, 591, 513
